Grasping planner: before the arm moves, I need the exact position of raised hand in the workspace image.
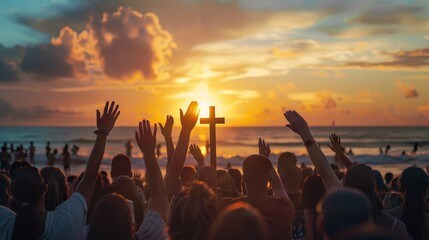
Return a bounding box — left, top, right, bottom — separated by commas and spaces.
159, 115, 174, 137
96, 101, 120, 133
135, 120, 157, 157
328, 133, 343, 154
180, 101, 200, 132
133, 171, 142, 180
189, 144, 204, 165
284, 110, 312, 141
258, 138, 271, 158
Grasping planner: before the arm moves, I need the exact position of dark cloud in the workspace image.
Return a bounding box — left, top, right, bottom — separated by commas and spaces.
351, 4, 426, 25
0, 98, 80, 119
0, 44, 26, 62
0, 59, 19, 82
343, 48, 429, 69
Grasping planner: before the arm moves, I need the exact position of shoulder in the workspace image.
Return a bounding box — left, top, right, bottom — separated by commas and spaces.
136, 210, 167, 240
0, 206, 15, 240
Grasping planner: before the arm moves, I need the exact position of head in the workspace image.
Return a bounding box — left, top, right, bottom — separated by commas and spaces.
277, 152, 297, 172
217, 170, 230, 190
384, 172, 393, 185
242, 155, 272, 195
228, 168, 242, 194
342, 164, 383, 221
280, 164, 302, 193
398, 166, 429, 240
181, 165, 196, 187
372, 170, 385, 194
40, 167, 69, 211
209, 202, 268, 240
53, 149, 58, 155
111, 154, 132, 179
169, 181, 217, 240
301, 174, 326, 211
301, 167, 313, 186
11, 167, 48, 240
0, 173, 11, 207
9, 160, 31, 177
317, 189, 372, 239
88, 193, 133, 240
196, 165, 217, 190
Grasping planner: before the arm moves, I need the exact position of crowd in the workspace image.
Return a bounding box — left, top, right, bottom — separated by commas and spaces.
0, 101, 428, 240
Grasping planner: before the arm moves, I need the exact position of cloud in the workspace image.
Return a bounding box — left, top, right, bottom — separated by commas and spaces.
351, 4, 426, 26
0, 59, 19, 82
219, 90, 260, 99
254, 108, 275, 117
0, 98, 80, 119
395, 80, 418, 98
288, 91, 340, 111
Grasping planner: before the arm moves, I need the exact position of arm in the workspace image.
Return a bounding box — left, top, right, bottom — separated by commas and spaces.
76, 101, 120, 205
189, 144, 205, 170
135, 120, 168, 221
328, 133, 352, 169
164, 102, 199, 202
284, 110, 341, 191
159, 115, 174, 173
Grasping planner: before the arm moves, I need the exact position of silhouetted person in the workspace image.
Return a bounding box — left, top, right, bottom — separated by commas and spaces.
125, 140, 133, 158
401, 150, 407, 156
29, 142, 35, 166
46, 142, 51, 160
347, 148, 354, 155
110, 154, 132, 180
379, 148, 383, 155
71, 144, 79, 155
0, 144, 11, 170
156, 143, 162, 159
410, 142, 419, 156
62, 144, 71, 175
385, 144, 391, 155
47, 149, 57, 166
384, 172, 393, 186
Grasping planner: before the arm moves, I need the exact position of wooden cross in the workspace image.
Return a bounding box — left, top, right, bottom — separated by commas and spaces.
200, 106, 225, 168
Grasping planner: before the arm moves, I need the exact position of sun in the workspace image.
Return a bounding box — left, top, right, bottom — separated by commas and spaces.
189, 82, 224, 118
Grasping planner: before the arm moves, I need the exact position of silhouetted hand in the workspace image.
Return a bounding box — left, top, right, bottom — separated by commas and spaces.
159, 115, 174, 137
135, 120, 157, 156
258, 138, 271, 157
189, 144, 204, 165
133, 171, 142, 180
284, 110, 312, 141
180, 101, 200, 132
96, 101, 120, 133
328, 133, 343, 155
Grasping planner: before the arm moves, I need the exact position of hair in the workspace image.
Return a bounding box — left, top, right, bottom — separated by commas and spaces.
40, 167, 69, 211
399, 166, 429, 240
181, 165, 196, 187
228, 168, 242, 194
384, 172, 393, 185
277, 152, 297, 172
169, 181, 218, 240
11, 167, 47, 240
216, 170, 230, 190
280, 164, 302, 192
242, 155, 272, 192
9, 160, 31, 177
342, 164, 383, 222
390, 177, 400, 192
196, 165, 217, 190
372, 170, 386, 194
301, 174, 326, 240
209, 202, 269, 240
0, 173, 11, 207
88, 193, 133, 240
301, 167, 313, 187
111, 154, 132, 179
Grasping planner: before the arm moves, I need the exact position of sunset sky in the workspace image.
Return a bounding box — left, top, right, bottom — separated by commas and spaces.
1, 0, 429, 126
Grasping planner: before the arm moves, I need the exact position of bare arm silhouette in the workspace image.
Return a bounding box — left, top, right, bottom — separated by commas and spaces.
76, 101, 120, 205
135, 120, 168, 221
284, 110, 341, 191
164, 101, 199, 202
189, 144, 205, 170
159, 115, 175, 173
328, 133, 352, 169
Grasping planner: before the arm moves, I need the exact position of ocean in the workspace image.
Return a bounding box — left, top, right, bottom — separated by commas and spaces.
1, 126, 428, 176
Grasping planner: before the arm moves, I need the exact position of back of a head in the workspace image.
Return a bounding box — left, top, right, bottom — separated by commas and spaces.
40, 167, 69, 211
169, 181, 217, 240
88, 193, 133, 240
9, 160, 30, 177
111, 154, 132, 179
372, 170, 385, 193
384, 172, 393, 185
196, 165, 217, 189
277, 152, 297, 172
181, 165, 196, 186
399, 166, 429, 240
319, 189, 371, 238
217, 170, 230, 190
280, 164, 302, 192
209, 202, 269, 240
242, 155, 272, 190
228, 168, 242, 193
11, 167, 47, 240
302, 174, 326, 211
301, 167, 313, 185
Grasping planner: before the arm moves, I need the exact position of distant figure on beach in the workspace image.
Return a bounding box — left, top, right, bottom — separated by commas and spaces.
225, 162, 232, 169
385, 144, 391, 154
29, 142, 35, 165
156, 143, 162, 160
62, 144, 71, 175
379, 148, 383, 155
71, 144, 79, 155
125, 140, 133, 158
206, 140, 210, 155
401, 150, 407, 156
410, 142, 420, 156
10, 144, 15, 162
15, 144, 27, 162
47, 149, 57, 166
46, 142, 51, 159
0, 144, 11, 170
347, 148, 354, 155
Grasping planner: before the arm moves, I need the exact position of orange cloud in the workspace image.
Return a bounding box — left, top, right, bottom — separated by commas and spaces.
395, 80, 418, 98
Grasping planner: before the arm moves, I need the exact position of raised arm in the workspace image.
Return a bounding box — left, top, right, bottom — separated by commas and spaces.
164, 101, 199, 202
284, 110, 341, 191
259, 138, 289, 198
76, 101, 120, 204
135, 120, 168, 221
189, 144, 205, 170
328, 133, 353, 169
159, 115, 174, 173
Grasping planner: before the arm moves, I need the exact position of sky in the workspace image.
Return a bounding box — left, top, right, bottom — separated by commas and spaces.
0, 0, 428, 126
